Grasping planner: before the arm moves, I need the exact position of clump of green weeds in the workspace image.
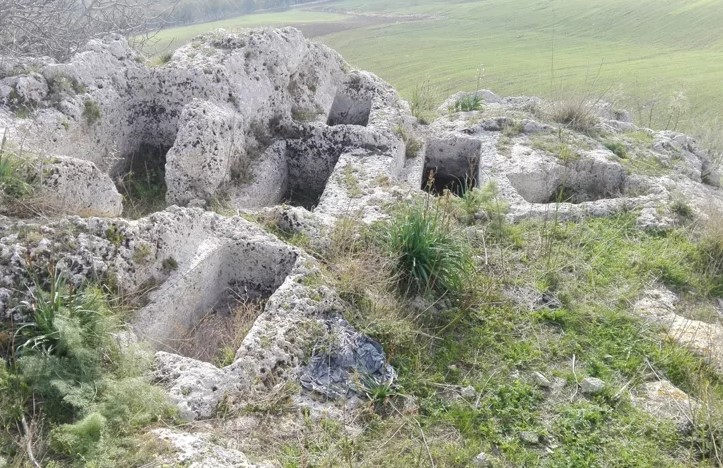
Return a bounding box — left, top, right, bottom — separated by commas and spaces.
409, 79, 436, 125
0, 151, 34, 201
383, 197, 471, 296
1, 271, 175, 465
82, 100, 101, 126
394, 124, 423, 158
452, 94, 482, 112
604, 141, 627, 158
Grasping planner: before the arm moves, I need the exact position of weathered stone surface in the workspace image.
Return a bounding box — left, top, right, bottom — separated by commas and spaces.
532, 371, 552, 389
581, 377, 605, 395
632, 380, 698, 431
0, 207, 396, 422
427, 89, 723, 226
472, 451, 493, 467
520, 431, 541, 444
152, 428, 273, 468
634, 288, 723, 374
154, 352, 231, 421
1, 29, 412, 216
39, 155, 122, 216
1, 27, 723, 466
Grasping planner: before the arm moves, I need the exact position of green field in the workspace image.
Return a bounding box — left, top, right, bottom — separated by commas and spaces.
149, 10, 351, 54
152, 0, 723, 134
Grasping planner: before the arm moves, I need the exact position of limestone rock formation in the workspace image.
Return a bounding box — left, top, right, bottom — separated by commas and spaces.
634, 288, 723, 374
152, 428, 274, 468
1, 27, 723, 466
430, 90, 723, 227
1, 28, 409, 215
632, 380, 698, 432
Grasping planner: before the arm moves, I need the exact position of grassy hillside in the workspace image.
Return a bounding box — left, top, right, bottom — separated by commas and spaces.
149, 0, 723, 137
318, 0, 723, 132
148, 10, 351, 55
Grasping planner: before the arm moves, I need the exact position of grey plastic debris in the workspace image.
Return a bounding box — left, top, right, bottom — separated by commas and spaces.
300, 318, 396, 399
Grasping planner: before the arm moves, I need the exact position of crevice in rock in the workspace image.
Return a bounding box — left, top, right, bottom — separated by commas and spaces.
421, 137, 481, 196
116, 143, 171, 218
326, 88, 372, 127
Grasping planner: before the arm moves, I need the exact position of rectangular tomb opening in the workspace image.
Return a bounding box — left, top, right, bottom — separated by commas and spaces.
326, 88, 372, 127
134, 240, 297, 366
116, 143, 170, 218
284, 139, 344, 210
421, 137, 482, 196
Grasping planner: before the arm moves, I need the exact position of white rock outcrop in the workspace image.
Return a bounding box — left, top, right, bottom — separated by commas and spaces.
634, 288, 723, 374
1, 29, 411, 216
39, 156, 122, 216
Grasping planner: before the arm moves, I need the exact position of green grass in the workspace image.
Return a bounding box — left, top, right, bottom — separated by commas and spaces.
253, 200, 723, 466
384, 200, 471, 296
0, 151, 34, 200
0, 273, 176, 466
146, 10, 350, 56
151, 1, 723, 136
318, 0, 723, 132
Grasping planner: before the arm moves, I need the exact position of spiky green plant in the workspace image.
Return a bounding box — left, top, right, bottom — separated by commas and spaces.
0, 152, 34, 200
385, 201, 470, 296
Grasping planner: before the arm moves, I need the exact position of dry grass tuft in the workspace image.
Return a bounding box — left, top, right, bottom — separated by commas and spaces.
549, 98, 600, 134
173, 294, 266, 366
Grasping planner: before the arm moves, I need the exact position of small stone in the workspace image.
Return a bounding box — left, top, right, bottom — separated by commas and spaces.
472, 451, 492, 467
474, 210, 489, 222
520, 431, 540, 444
402, 396, 419, 415
460, 385, 477, 399
552, 377, 567, 390
532, 371, 552, 388
581, 377, 605, 395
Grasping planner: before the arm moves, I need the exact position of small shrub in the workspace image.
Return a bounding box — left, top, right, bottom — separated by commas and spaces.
409, 79, 436, 125
0, 152, 34, 200
158, 52, 173, 65
453, 182, 508, 232
51, 412, 106, 456
671, 199, 694, 219
384, 201, 470, 296
604, 141, 627, 159
105, 225, 124, 247
83, 100, 101, 125
550, 99, 598, 134
451, 94, 482, 113
4, 272, 175, 465
161, 257, 178, 273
